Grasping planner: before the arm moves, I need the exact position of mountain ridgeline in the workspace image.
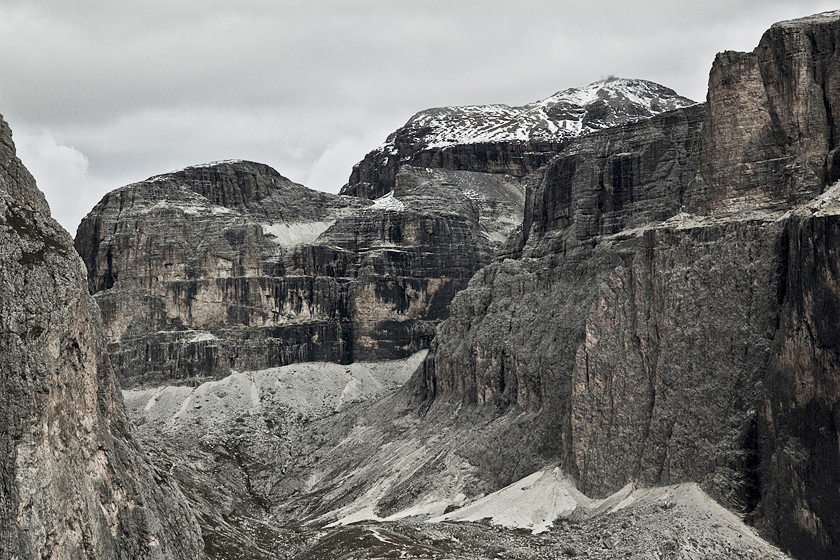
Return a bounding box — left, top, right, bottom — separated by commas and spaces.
3, 8, 840, 560
341, 77, 696, 200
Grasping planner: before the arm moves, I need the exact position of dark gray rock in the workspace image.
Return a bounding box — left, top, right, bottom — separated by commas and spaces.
759, 207, 840, 559
76, 163, 492, 387
0, 114, 205, 559
419, 102, 705, 411
69, 11, 840, 560
342, 78, 696, 200
414, 10, 840, 559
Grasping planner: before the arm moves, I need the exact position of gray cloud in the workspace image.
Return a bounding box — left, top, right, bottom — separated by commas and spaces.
1, 0, 837, 231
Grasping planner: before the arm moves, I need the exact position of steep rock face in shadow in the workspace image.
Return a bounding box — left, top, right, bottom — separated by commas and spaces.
0, 115, 204, 558
416, 10, 840, 559
76, 164, 493, 387
317, 167, 488, 362
760, 209, 840, 558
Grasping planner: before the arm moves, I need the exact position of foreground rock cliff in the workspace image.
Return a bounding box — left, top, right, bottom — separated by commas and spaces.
0, 115, 204, 559
416, 10, 840, 559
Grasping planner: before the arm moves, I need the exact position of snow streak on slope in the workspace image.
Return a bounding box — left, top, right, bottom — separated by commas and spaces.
428, 467, 593, 534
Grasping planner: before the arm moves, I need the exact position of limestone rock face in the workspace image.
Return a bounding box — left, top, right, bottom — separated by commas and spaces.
76, 163, 492, 387
421, 102, 705, 410
0, 114, 204, 559
760, 208, 840, 558
342, 78, 696, 200
690, 12, 840, 212
416, 11, 840, 559
75, 162, 367, 387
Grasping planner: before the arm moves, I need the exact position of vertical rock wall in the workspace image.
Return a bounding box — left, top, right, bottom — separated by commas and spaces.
760, 211, 840, 559
417, 10, 840, 558
690, 13, 840, 211
76, 164, 496, 387
0, 115, 205, 558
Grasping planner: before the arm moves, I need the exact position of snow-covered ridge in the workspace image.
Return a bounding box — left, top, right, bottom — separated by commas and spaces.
384, 78, 696, 151
145, 160, 263, 183
183, 159, 248, 169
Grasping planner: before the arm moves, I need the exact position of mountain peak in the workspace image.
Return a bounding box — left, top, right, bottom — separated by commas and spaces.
387, 78, 695, 152
540, 77, 693, 108
341, 78, 697, 198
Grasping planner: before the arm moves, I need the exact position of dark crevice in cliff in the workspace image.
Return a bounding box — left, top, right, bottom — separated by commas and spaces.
775, 225, 791, 315
742, 415, 762, 517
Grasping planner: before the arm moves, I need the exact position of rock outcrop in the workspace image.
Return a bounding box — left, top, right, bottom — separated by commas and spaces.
0, 115, 204, 558
76, 163, 498, 387
342, 78, 696, 200
415, 10, 840, 559
690, 12, 840, 212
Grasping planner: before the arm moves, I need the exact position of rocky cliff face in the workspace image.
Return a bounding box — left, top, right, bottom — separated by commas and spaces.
76, 162, 498, 387
0, 115, 204, 558
67, 10, 840, 559
342, 78, 696, 200
75, 162, 367, 387
690, 12, 840, 212
416, 10, 840, 559
760, 204, 840, 557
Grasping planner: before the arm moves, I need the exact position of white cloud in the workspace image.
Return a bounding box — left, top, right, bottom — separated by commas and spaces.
1, 0, 838, 231
14, 130, 111, 234
305, 130, 393, 193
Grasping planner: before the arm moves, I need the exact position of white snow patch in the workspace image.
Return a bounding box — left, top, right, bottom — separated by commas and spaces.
368, 528, 400, 546
183, 159, 247, 169
329, 505, 381, 527
372, 191, 405, 211
187, 331, 218, 343
261, 221, 335, 246
428, 466, 590, 534
388, 78, 694, 152
145, 160, 248, 183
460, 188, 485, 202
140, 201, 233, 216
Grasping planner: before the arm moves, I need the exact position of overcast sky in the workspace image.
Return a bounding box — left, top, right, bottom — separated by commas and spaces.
1, 1, 837, 233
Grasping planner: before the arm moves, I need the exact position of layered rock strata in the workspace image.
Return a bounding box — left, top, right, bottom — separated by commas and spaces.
75, 162, 366, 387
416, 10, 840, 559
76, 163, 496, 387
342, 78, 696, 199
0, 115, 204, 558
